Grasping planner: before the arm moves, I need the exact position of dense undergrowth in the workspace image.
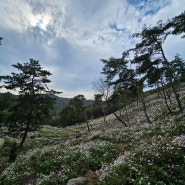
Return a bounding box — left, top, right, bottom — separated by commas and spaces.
0, 89, 185, 185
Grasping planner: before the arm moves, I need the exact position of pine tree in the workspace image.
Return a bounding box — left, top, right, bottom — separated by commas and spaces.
0, 59, 62, 148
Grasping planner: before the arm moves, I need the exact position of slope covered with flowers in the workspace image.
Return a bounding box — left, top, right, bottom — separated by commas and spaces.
0, 87, 185, 185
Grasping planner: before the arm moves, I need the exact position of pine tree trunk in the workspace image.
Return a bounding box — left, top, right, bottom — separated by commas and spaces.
102, 105, 107, 124
160, 79, 172, 114
141, 96, 152, 124
156, 39, 183, 113
19, 123, 29, 149
165, 88, 172, 105
140, 88, 152, 124
137, 87, 140, 106
125, 105, 130, 125
177, 80, 181, 94
156, 82, 163, 98
86, 121, 91, 133
130, 100, 133, 110
82, 112, 91, 133
170, 81, 183, 113
113, 112, 127, 127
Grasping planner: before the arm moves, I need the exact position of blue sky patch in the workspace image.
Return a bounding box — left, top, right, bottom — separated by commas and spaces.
128, 0, 171, 16
109, 23, 126, 32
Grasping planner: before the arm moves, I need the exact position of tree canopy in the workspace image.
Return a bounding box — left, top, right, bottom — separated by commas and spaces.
100, 12, 185, 124
0, 59, 62, 148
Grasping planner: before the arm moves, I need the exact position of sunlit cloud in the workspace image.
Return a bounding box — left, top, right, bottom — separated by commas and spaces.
0, 0, 184, 99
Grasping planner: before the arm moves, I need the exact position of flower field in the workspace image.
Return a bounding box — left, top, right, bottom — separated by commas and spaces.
0, 89, 185, 185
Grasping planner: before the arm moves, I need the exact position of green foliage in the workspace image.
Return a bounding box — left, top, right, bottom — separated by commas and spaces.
57, 94, 92, 127
170, 55, 185, 83
0, 140, 121, 184
166, 11, 185, 37
96, 142, 185, 185
0, 138, 18, 174
0, 59, 61, 148
0, 138, 16, 157
1, 109, 185, 185
92, 94, 104, 117
101, 52, 136, 90
89, 143, 121, 165
59, 105, 83, 127
94, 114, 185, 185
0, 93, 14, 126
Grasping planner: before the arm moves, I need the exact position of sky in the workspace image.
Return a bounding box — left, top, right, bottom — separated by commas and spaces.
0, 0, 185, 99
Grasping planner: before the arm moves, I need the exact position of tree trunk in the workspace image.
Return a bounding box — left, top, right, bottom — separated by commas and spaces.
102, 105, 107, 124
19, 123, 29, 149
141, 97, 152, 124
125, 105, 130, 125
170, 81, 183, 113
166, 89, 172, 105
86, 121, 91, 133
103, 111, 106, 123
156, 82, 163, 98
156, 39, 183, 113
82, 112, 91, 133
113, 112, 127, 127
129, 99, 134, 110
177, 80, 181, 94
175, 80, 180, 95
140, 88, 152, 124
160, 79, 172, 114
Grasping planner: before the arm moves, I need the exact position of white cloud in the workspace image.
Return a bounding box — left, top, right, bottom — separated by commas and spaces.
141, 0, 185, 26
0, 0, 184, 99
60, 88, 95, 100
0, 0, 35, 32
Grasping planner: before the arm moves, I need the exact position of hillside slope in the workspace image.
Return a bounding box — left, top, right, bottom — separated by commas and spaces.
0, 88, 185, 185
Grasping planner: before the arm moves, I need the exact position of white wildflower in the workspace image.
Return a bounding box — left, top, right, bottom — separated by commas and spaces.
171, 135, 185, 147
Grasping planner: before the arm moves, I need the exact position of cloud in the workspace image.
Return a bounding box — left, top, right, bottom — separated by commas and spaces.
0, 0, 184, 99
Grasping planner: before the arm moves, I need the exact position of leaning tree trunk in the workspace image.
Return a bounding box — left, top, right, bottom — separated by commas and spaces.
174, 80, 181, 95
112, 112, 127, 127
19, 123, 29, 149
160, 78, 172, 114
139, 88, 152, 124
166, 89, 172, 105
156, 39, 184, 113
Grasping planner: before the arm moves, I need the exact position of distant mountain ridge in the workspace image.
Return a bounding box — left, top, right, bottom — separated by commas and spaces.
51, 94, 93, 114
0, 93, 93, 114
